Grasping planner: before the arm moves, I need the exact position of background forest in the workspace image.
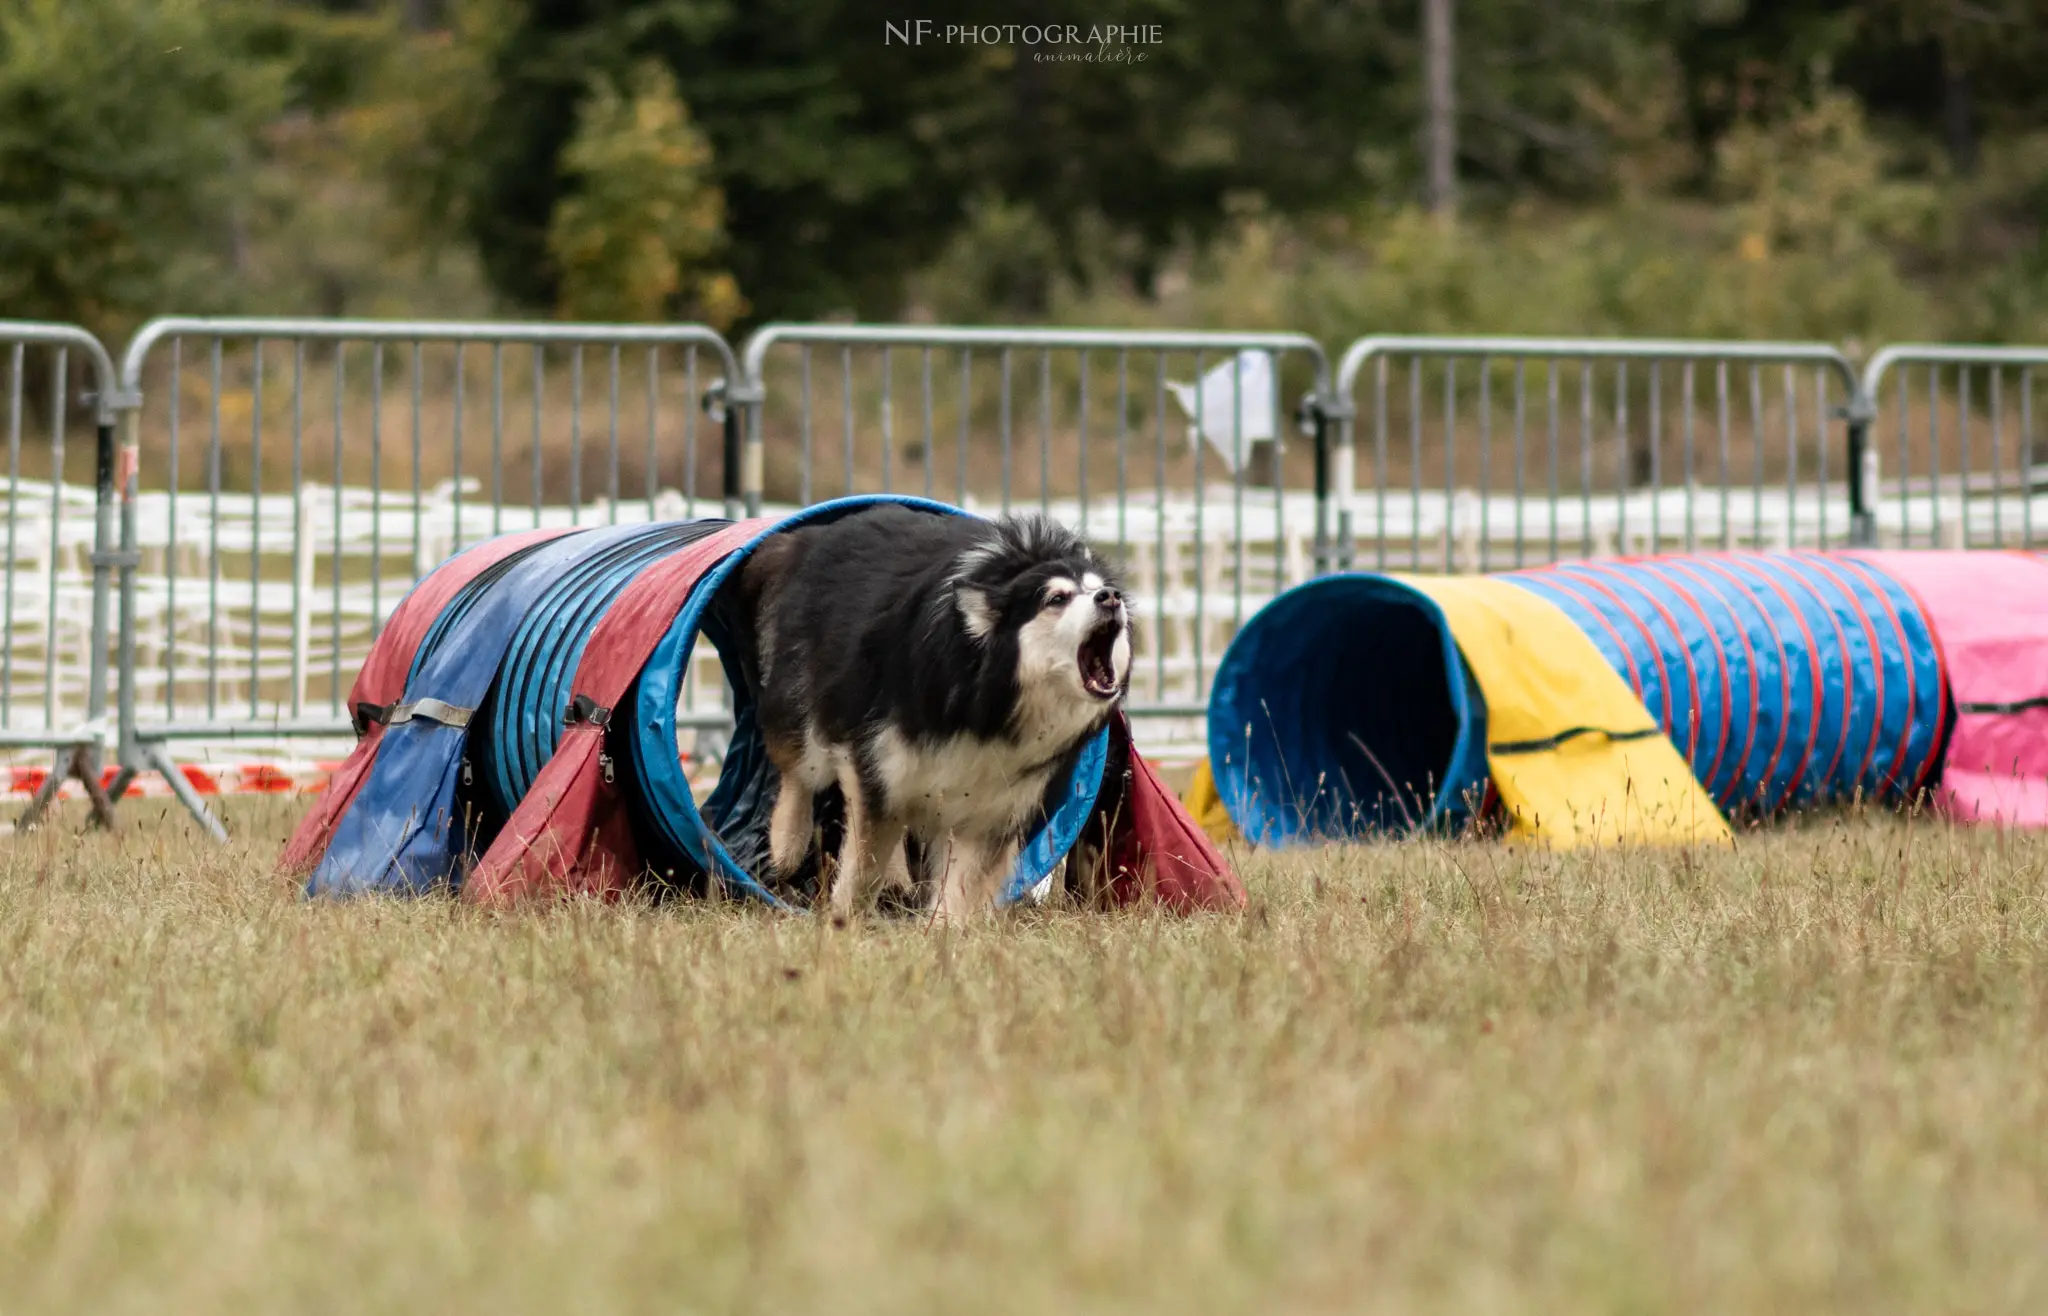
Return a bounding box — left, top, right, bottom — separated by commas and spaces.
2, 0, 2044, 354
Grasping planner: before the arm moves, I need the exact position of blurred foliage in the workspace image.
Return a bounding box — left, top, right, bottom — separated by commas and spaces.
457, 0, 1414, 321
0, 0, 283, 334
547, 61, 741, 325
1, 0, 2047, 347
1044, 69, 2048, 350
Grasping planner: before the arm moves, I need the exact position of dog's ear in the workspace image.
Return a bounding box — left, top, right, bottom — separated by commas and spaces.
955, 585, 996, 640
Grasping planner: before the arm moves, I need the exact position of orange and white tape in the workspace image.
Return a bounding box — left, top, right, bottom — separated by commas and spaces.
7, 754, 722, 802
7, 743, 1206, 805
7, 759, 343, 800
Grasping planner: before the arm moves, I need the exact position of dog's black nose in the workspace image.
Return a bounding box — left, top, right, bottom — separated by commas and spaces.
1094, 586, 1122, 610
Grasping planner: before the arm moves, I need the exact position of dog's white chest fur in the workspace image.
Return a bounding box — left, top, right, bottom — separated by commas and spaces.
870, 564, 1126, 841
868, 709, 1098, 839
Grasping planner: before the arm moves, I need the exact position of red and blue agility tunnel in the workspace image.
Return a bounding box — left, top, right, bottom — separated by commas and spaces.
284, 496, 1242, 912
310, 521, 686, 895
1209, 552, 1951, 846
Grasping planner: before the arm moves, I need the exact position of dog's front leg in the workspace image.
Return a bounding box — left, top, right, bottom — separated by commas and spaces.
877, 832, 914, 895
934, 835, 1016, 923
1065, 834, 1105, 910
828, 764, 906, 919
766, 767, 813, 880
827, 761, 868, 917
834, 816, 907, 918
914, 832, 950, 909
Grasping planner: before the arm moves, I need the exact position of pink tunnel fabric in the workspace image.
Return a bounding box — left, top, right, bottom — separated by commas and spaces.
1847, 550, 2048, 826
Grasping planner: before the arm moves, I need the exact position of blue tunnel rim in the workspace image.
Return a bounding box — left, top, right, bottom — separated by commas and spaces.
1206, 571, 1484, 847
628, 494, 1113, 910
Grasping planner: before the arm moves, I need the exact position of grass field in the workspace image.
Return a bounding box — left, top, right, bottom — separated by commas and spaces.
4, 801, 2047, 1313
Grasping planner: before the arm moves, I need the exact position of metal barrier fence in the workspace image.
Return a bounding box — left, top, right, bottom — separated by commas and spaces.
1858, 345, 2048, 549
108, 318, 744, 837
735, 324, 1337, 723
4, 314, 2048, 839
1329, 336, 1866, 571
0, 322, 125, 828
0, 321, 128, 830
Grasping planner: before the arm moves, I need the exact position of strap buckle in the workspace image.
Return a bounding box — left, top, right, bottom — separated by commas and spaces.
352, 701, 389, 737
565, 693, 612, 728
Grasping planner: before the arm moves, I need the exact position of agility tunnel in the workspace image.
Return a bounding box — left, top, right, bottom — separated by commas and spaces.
281, 496, 1241, 913
1846, 551, 2048, 827
1200, 550, 2048, 848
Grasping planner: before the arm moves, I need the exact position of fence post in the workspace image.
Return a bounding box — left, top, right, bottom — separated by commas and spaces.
110, 394, 142, 798
6, 328, 132, 833
719, 378, 763, 519
87, 399, 120, 731
706, 377, 762, 519
74, 381, 136, 828
1301, 389, 1352, 577
1845, 383, 1878, 547
1318, 389, 1354, 577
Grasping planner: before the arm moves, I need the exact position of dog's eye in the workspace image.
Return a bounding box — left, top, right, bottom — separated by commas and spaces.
1043, 590, 1073, 611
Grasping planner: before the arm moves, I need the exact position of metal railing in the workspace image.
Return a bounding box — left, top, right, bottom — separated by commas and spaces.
4, 313, 2048, 840
0, 322, 125, 828
1331, 336, 1866, 569
109, 318, 743, 836
1858, 344, 2048, 549
736, 323, 1338, 719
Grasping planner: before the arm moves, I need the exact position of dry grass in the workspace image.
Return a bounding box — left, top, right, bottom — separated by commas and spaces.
4, 801, 2048, 1313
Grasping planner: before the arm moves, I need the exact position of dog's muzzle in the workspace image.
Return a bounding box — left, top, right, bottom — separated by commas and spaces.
1078, 597, 1126, 700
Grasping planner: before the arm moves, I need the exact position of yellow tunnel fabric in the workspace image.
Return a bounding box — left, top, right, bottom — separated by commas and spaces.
1402, 575, 1730, 848
1182, 758, 1241, 846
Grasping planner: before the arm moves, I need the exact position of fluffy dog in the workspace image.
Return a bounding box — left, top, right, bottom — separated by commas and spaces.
737, 505, 1131, 921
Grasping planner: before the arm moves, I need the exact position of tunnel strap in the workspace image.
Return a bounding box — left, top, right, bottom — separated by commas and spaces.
1490, 725, 1662, 756
381, 698, 475, 729
1956, 696, 2048, 715
354, 697, 475, 732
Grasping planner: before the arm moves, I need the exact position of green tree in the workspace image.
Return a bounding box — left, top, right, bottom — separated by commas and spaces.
546, 61, 741, 324
456, 0, 1409, 321
0, 0, 282, 332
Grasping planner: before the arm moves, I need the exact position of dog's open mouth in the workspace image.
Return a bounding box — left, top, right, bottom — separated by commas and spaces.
1078, 625, 1122, 699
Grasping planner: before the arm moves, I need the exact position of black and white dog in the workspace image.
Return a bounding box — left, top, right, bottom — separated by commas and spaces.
736, 505, 1131, 921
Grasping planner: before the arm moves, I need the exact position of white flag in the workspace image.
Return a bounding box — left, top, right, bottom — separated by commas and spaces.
1166, 349, 1275, 474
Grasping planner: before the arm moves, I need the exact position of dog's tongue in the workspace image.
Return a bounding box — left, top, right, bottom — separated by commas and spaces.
1079, 627, 1119, 697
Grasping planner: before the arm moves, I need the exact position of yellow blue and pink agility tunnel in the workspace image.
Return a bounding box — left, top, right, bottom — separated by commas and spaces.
1202, 550, 2048, 847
